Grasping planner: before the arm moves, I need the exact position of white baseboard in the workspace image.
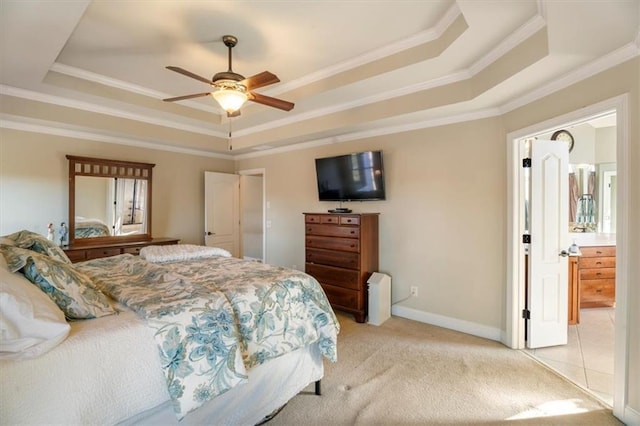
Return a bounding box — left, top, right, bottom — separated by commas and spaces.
621, 405, 640, 426
391, 305, 503, 342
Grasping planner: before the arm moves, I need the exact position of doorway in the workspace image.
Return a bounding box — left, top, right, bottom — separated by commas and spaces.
505, 95, 630, 420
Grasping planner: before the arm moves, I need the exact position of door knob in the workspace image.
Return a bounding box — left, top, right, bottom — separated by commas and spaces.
559, 250, 569, 257
205, 231, 214, 236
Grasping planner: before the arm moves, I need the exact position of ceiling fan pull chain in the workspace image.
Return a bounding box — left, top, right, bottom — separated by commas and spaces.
228, 119, 233, 151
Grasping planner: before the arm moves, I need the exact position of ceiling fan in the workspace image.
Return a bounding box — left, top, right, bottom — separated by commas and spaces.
163, 35, 294, 116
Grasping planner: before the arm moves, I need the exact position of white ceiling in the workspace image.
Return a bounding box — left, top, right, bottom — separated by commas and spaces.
1, 1, 638, 158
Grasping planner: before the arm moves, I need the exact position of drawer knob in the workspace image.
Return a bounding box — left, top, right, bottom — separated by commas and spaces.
596, 261, 602, 265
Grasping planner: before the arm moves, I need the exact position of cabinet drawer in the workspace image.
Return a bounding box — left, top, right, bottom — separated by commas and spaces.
123, 246, 142, 255
305, 263, 360, 290
305, 215, 322, 224
86, 247, 122, 260
320, 284, 360, 311
306, 248, 360, 270
580, 267, 615, 280
580, 246, 616, 257
580, 279, 615, 307
305, 235, 359, 252
580, 256, 615, 269
305, 224, 359, 238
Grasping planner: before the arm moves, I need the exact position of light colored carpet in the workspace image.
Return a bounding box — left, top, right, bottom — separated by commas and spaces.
271, 313, 621, 425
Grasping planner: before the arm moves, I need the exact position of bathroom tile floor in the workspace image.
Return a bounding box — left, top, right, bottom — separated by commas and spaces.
525, 308, 614, 406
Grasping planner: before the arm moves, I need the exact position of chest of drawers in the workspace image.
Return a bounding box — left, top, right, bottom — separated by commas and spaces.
304, 213, 379, 323
579, 245, 615, 308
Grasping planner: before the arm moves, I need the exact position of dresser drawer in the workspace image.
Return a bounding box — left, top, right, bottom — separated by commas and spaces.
305, 224, 359, 238
580, 267, 615, 280
305, 263, 360, 290
580, 256, 615, 269
86, 247, 122, 260
320, 284, 360, 311
340, 215, 360, 226
123, 246, 143, 255
580, 246, 616, 257
306, 248, 360, 270
305, 215, 322, 224
305, 235, 359, 252
320, 215, 341, 224
64, 250, 87, 262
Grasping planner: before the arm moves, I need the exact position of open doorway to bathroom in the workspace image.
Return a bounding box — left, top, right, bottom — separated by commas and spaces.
524, 112, 617, 406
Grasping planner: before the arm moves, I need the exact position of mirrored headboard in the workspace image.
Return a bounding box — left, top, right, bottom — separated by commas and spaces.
67, 155, 155, 246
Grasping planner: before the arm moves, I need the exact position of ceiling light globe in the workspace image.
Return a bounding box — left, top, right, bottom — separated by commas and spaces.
212, 89, 248, 113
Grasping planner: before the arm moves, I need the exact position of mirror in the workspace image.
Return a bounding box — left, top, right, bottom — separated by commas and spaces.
67, 155, 154, 246
569, 162, 616, 233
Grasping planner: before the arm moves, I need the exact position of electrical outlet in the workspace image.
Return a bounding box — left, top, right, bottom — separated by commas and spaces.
410, 286, 418, 297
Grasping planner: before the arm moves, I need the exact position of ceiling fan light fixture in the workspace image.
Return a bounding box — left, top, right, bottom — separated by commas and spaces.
212, 88, 248, 113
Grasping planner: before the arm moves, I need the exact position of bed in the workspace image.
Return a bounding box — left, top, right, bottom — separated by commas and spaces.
0, 234, 340, 425
74, 216, 112, 238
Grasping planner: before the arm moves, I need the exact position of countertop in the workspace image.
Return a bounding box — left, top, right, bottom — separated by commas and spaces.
569, 233, 616, 247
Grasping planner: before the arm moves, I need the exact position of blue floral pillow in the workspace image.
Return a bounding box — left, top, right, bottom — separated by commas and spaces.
0, 245, 115, 320
2, 230, 71, 264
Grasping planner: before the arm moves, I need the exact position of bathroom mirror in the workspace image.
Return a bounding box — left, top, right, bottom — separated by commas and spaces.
569, 162, 616, 233
67, 155, 154, 246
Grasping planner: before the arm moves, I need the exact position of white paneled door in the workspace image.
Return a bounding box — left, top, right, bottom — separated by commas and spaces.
204, 171, 239, 257
527, 140, 569, 348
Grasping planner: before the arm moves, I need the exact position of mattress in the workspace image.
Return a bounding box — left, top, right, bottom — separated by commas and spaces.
0, 303, 324, 425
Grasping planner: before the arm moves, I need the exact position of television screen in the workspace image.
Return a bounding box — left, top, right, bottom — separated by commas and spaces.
315, 150, 386, 201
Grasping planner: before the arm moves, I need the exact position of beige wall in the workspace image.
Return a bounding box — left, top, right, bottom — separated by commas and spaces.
237, 117, 506, 333
0, 129, 234, 244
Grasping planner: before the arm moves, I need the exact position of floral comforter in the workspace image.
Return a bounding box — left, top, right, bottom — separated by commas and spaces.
76, 254, 339, 419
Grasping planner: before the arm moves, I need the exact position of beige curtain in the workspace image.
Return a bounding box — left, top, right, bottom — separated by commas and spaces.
569, 173, 579, 222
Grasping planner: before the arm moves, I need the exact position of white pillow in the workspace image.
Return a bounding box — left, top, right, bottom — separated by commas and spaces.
0, 268, 71, 360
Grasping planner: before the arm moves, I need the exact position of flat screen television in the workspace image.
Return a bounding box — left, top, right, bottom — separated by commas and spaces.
315, 150, 386, 202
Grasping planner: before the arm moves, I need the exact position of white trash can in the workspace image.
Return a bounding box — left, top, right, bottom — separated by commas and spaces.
367, 272, 391, 325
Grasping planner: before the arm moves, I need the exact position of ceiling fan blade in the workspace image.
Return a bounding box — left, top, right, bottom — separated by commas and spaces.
247, 92, 294, 111
166, 66, 213, 85
163, 92, 211, 102
239, 71, 280, 90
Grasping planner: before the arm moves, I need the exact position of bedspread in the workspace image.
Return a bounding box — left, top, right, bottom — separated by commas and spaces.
76, 254, 339, 419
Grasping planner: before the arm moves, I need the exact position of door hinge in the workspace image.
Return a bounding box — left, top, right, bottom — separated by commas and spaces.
522, 158, 532, 168
522, 234, 531, 244
522, 309, 530, 320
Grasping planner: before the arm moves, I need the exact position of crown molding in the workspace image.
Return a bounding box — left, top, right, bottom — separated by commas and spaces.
235, 107, 501, 160
499, 41, 640, 114
233, 70, 470, 138
50, 62, 222, 115
237, 11, 545, 138
262, 2, 463, 97
468, 14, 546, 76
0, 114, 232, 159
0, 84, 226, 138
7, 4, 543, 142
